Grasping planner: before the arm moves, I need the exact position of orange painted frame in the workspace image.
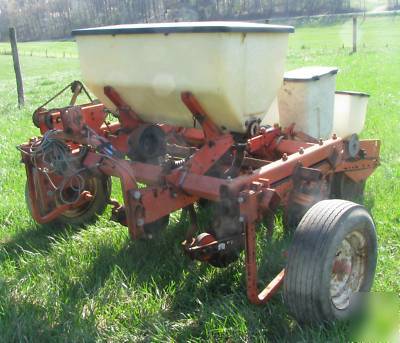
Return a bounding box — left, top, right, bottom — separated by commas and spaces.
21, 90, 380, 306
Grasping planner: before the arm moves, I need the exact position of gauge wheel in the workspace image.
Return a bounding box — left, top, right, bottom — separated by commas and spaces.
331, 172, 366, 203
25, 175, 111, 227
283, 199, 377, 324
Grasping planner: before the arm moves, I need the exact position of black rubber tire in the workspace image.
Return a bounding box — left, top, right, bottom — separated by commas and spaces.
283, 199, 377, 324
331, 172, 366, 203
25, 175, 111, 227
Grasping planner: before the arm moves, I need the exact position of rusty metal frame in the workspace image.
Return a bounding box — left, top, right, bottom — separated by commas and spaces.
20, 87, 380, 306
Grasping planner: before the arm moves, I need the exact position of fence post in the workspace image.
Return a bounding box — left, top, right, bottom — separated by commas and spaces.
352, 16, 357, 53
9, 27, 24, 107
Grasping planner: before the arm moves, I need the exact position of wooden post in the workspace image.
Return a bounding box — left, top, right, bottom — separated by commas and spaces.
352, 16, 357, 53
9, 27, 24, 107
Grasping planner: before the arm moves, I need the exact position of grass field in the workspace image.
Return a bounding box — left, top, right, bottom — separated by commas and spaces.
0, 16, 399, 342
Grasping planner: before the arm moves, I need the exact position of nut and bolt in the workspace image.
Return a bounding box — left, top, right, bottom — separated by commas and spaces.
299, 147, 304, 155
319, 138, 323, 145
133, 190, 141, 200
332, 133, 337, 140
282, 153, 288, 161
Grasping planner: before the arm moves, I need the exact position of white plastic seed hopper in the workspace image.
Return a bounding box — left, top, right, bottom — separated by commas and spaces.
72, 22, 294, 133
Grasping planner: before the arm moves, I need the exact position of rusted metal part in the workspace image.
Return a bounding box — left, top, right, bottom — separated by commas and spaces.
184, 232, 244, 264
330, 230, 367, 310
104, 86, 142, 129
220, 138, 345, 195
69, 81, 83, 106
185, 232, 217, 261
24, 161, 93, 224
35, 103, 107, 135
161, 125, 205, 146
285, 165, 330, 228
238, 188, 286, 304
246, 127, 281, 154
20, 85, 381, 306
275, 139, 314, 155
60, 106, 86, 135
181, 91, 222, 141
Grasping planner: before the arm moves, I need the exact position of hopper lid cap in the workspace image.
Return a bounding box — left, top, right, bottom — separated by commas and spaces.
284, 66, 339, 82
72, 21, 295, 36
335, 90, 370, 97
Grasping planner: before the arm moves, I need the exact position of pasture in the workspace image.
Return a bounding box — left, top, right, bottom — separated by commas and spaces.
0, 16, 399, 341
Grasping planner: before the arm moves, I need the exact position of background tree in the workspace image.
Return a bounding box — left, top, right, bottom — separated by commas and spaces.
0, 0, 369, 42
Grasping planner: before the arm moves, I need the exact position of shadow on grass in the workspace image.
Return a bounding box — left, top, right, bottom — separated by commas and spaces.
0, 222, 76, 264
0, 212, 354, 341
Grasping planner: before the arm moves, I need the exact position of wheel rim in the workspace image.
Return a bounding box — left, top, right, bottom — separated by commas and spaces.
59, 177, 99, 218
330, 230, 367, 310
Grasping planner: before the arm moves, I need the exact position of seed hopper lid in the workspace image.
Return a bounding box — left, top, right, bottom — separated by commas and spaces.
284, 66, 339, 82
72, 21, 295, 36
335, 91, 370, 97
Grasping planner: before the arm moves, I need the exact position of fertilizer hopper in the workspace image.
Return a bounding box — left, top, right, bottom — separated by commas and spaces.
72, 22, 294, 133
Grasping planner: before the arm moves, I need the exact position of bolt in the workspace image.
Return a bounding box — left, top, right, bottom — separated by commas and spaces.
239, 216, 245, 223
299, 147, 304, 155
133, 190, 141, 200
172, 192, 178, 198
227, 176, 232, 182
282, 153, 288, 161
238, 196, 244, 204
319, 138, 323, 145
332, 133, 337, 140
137, 218, 144, 226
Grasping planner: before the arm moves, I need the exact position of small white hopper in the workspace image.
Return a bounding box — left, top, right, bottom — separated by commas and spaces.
332, 91, 369, 138
72, 22, 294, 133
278, 66, 338, 139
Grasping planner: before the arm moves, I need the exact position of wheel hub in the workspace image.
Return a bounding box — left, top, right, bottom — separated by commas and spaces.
330, 230, 367, 310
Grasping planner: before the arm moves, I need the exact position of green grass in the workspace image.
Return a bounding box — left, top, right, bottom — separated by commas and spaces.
1, 16, 399, 341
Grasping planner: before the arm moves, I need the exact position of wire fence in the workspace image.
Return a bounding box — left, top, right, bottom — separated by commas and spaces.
0, 49, 78, 59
